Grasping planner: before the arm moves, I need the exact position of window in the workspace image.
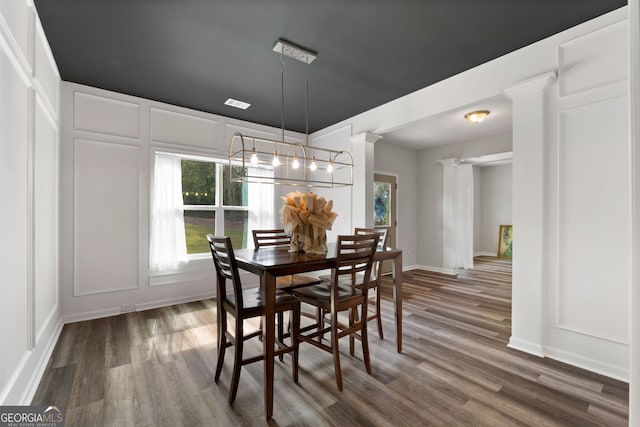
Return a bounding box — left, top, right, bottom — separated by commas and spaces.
181, 159, 249, 253
150, 151, 275, 271
374, 181, 391, 226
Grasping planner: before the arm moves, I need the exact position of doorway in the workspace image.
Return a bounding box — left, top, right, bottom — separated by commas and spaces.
374, 173, 397, 274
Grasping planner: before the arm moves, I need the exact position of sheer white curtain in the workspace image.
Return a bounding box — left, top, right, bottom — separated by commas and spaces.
247, 167, 274, 249
149, 153, 188, 271
453, 163, 474, 269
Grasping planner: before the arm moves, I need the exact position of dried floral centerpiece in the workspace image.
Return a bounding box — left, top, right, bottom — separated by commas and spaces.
280, 191, 337, 253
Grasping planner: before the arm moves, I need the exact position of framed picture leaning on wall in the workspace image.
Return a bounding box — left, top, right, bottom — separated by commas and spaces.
497, 225, 512, 258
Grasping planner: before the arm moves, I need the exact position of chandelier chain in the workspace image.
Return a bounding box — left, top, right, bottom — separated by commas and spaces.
280, 50, 285, 146
305, 63, 310, 146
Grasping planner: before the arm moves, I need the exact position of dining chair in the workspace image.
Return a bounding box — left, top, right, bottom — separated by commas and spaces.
354, 227, 389, 340
252, 229, 322, 290
292, 233, 379, 391
252, 229, 322, 360
252, 228, 291, 248
319, 227, 388, 342
207, 234, 300, 404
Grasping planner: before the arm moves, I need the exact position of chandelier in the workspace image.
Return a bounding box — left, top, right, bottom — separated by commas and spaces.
228, 39, 353, 188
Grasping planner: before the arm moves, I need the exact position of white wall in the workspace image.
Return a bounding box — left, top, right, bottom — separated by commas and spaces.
541, 18, 630, 379
305, 124, 355, 241
59, 82, 315, 322
498, 15, 630, 380
416, 133, 513, 272
0, 1, 61, 404
629, 0, 640, 423
476, 164, 512, 255
373, 141, 419, 268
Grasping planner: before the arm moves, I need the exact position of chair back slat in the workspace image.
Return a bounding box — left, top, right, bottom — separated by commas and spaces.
354, 227, 388, 278
355, 227, 388, 250
333, 233, 379, 291
252, 229, 291, 249
207, 234, 244, 310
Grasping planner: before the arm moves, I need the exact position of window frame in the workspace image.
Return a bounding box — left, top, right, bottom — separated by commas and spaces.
180, 156, 252, 258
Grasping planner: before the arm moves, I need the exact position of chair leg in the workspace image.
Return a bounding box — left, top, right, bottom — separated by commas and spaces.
360, 303, 372, 375
349, 307, 356, 357
316, 307, 324, 343
291, 305, 300, 383
331, 309, 343, 391
215, 310, 227, 383
228, 318, 243, 404
375, 284, 383, 339
277, 312, 284, 362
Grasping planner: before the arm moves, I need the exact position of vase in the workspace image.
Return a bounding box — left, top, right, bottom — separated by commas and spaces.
290, 224, 327, 254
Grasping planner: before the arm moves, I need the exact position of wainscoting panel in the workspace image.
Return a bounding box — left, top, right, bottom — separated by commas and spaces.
306, 124, 354, 238
74, 139, 140, 296
0, 29, 31, 397
34, 94, 58, 339
150, 107, 218, 148
74, 92, 140, 139
556, 95, 630, 344
558, 21, 627, 97
224, 122, 277, 142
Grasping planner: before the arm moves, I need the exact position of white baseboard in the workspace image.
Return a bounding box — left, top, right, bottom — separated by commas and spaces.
544, 345, 629, 382
61, 291, 215, 324
0, 313, 63, 405
474, 252, 497, 257
19, 321, 64, 404
507, 336, 545, 357
410, 265, 458, 275
507, 337, 628, 382
134, 291, 215, 312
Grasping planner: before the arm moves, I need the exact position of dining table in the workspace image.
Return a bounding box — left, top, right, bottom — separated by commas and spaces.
233, 243, 403, 420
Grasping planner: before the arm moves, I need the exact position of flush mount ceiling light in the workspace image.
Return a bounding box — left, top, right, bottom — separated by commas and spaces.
227, 38, 352, 188
464, 110, 490, 124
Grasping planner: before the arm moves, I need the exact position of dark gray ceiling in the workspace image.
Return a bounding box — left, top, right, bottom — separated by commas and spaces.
35, 0, 626, 134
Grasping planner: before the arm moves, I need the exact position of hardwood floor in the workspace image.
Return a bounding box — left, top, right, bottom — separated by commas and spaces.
33, 257, 628, 426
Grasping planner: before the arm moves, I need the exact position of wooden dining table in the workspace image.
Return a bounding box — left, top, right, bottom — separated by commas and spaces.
233, 244, 403, 420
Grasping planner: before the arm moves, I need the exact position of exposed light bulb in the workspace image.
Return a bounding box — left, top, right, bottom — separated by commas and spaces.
326, 161, 333, 173
250, 147, 258, 164
309, 156, 317, 171
292, 155, 300, 169
272, 151, 280, 167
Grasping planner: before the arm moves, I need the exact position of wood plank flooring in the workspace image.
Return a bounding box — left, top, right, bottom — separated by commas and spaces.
32, 257, 629, 426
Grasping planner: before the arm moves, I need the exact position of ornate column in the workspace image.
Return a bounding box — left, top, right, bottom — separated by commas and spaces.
439, 158, 458, 274
503, 71, 555, 356
350, 132, 382, 229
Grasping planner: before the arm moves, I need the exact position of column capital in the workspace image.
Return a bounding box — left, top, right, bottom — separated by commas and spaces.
350, 132, 382, 144
438, 158, 459, 167
503, 71, 556, 99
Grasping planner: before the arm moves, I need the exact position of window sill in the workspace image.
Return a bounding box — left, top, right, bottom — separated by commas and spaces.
148, 255, 255, 287
149, 257, 212, 286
